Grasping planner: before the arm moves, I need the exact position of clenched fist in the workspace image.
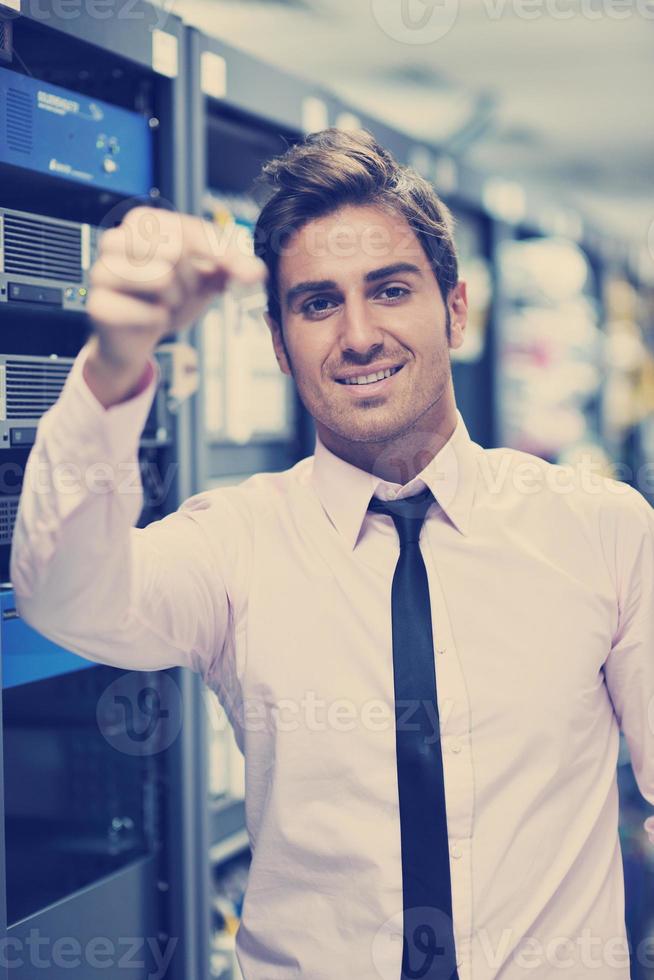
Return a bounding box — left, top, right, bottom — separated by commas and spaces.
85, 205, 267, 407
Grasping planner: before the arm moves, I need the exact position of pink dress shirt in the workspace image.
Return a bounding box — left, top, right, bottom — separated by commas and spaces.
10, 339, 654, 980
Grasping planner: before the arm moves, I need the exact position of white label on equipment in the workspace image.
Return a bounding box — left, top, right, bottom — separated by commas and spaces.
152, 29, 179, 78
201, 51, 227, 99
302, 96, 328, 134
0, 366, 6, 422
81, 224, 90, 271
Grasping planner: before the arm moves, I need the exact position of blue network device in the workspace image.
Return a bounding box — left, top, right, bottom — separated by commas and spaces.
1, 589, 95, 688
0, 66, 153, 196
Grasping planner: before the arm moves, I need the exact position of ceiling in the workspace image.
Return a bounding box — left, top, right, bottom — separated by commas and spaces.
175, 0, 654, 256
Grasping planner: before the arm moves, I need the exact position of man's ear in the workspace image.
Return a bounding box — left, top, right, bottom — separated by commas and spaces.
448, 281, 468, 351
263, 311, 292, 377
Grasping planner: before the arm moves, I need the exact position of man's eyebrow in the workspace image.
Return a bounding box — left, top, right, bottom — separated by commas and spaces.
285, 279, 337, 308
364, 262, 423, 283
284, 263, 424, 308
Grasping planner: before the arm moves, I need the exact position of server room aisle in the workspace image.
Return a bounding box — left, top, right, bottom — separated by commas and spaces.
1, 2, 653, 979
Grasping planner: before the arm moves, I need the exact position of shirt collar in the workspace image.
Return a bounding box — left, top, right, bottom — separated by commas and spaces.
310, 409, 479, 549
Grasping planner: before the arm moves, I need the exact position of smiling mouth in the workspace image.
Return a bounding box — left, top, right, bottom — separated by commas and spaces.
335, 365, 403, 386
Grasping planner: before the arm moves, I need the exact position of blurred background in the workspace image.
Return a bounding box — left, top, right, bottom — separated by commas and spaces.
0, 1, 652, 977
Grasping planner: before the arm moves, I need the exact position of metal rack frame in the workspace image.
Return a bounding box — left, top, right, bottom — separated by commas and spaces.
0, 1, 210, 977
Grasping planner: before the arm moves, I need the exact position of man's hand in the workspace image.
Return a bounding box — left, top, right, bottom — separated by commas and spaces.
85, 205, 267, 407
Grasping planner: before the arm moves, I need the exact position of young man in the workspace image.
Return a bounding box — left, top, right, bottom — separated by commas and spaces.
11, 129, 654, 980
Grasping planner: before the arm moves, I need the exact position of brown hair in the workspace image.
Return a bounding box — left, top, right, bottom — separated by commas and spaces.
252, 128, 459, 334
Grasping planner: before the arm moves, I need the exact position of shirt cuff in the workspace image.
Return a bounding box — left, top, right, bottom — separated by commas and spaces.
38, 339, 161, 465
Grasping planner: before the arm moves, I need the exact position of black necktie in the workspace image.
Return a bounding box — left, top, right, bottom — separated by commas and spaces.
368, 486, 459, 980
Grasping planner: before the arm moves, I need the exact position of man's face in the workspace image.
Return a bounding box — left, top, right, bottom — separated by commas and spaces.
266, 203, 467, 448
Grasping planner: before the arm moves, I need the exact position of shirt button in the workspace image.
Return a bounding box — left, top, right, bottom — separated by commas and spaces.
436, 646, 446, 656
456, 954, 464, 968
450, 841, 462, 859
450, 737, 462, 754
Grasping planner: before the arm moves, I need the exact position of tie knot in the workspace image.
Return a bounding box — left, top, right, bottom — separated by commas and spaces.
367, 486, 435, 546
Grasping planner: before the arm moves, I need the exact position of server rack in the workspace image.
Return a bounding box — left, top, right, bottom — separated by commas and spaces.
596, 254, 654, 501
441, 197, 497, 448
0, 2, 208, 978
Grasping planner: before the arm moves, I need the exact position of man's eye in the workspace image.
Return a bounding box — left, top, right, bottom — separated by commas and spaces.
378, 285, 409, 301
303, 297, 337, 316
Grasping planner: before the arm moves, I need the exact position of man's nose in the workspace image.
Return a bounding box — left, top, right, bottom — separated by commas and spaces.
338, 296, 383, 355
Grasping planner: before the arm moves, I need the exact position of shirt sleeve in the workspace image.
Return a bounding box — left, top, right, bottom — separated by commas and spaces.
9, 339, 231, 682
601, 482, 654, 819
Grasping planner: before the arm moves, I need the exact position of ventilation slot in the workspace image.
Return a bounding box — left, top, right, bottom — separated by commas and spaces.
0, 496, 19, 546
4, 359, 72, 419
3, 214, 82, 282
5, 87, 32, 154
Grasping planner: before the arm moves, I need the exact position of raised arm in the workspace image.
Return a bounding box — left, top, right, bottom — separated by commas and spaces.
10, 205, 266, 678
